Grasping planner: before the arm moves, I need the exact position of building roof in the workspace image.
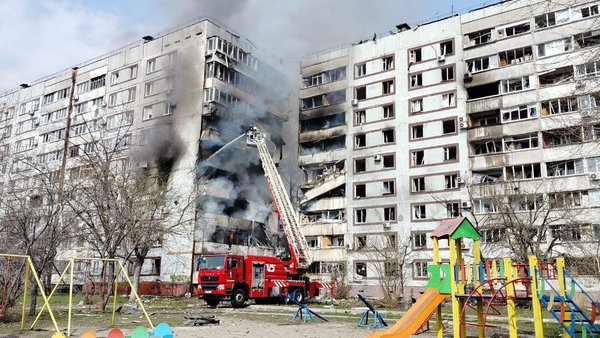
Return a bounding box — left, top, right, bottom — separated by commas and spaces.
430, 217, 481, 241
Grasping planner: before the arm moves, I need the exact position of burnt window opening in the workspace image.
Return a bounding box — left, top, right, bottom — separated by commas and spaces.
412, 125, 424, 139
472, 169, 503, 183
355, 110, 366, 124
443, 119, 456, 134
300, 135, 346, 155
467, 81, 500, 100
465, 29, 492, 47
412, 177, 425, 192
355, 184, 366, 198
574, 29, 600, 49
355, 158, 366, 173
355, 209, 366, 223
383, 129, 395, 143
300, 113, 345, 132
383, 154, 394, 168
355, 134, 366, 148
539, 66, 573, 86
382, 56, 394, 70
499, 46, 533, 66
355, 86, 367, 100
471, 110, 500, 126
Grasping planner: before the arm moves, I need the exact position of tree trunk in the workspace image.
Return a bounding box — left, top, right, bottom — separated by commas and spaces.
129, 259, 143, 302
28, 281, 38, 317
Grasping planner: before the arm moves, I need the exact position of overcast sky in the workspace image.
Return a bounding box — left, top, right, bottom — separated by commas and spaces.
0, 0, 498, 90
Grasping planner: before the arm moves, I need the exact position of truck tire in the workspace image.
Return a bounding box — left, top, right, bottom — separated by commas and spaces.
206, 299, 220, 308
293, 289, 304, 303
231, 288, 247, 308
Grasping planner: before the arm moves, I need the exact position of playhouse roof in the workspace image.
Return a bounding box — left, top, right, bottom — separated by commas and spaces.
430, 217, 481, 241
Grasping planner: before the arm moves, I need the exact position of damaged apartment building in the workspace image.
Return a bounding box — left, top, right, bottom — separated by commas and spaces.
0, 18, 288, 289
299, 0, 600, 297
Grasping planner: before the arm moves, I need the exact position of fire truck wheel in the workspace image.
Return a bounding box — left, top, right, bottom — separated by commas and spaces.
206, 299, 220, 308
293, 289, 304, 303
231, 288, 247, 308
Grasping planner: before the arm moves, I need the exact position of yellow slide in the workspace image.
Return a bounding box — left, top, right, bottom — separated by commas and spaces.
368, 288, 449, 338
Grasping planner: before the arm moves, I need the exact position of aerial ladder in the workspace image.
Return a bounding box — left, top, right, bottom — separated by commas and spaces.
246, 126, 312, 271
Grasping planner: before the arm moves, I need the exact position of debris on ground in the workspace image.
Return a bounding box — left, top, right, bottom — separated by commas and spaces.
183, 315, 220, 326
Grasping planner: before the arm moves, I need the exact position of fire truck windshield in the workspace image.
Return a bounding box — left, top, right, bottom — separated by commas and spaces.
199, 255, 225, 270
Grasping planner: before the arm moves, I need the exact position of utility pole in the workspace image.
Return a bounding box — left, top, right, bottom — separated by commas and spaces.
58, 67, 78, 199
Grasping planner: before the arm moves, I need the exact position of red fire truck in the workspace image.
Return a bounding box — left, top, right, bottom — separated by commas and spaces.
197, 127, 333, 307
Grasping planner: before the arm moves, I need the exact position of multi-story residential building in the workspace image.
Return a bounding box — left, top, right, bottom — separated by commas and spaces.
299, 0, 600, 298
0, 18, 288, 289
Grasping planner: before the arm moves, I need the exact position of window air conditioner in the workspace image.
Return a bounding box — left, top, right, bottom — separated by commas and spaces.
464, 72, 473, 82
462, 201, 472, 208
437, 55, 446, 63
373, 154, 382, 161
351, 99, 359, 106
590, 173, 599, 181
383, 222, 391, 229
457, 176, 465, 184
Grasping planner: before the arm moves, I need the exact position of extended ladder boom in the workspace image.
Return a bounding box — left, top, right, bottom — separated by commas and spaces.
246, 127, 312, 270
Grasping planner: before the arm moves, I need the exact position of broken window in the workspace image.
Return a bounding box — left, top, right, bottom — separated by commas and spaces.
414, 205, 426, 219
440, 40, 453, 55
446, 202, 460, 217
409, 48, 422, 63
412, 177, 425, 192
382, 129, 394, 143
467, 81, 500, 100
580, 93, 600, 109
504, 133, 539, 151
355, 209, 366, 223
501, 104, 537, 123
410, 98, 423, 113
506, 163, 542, 180
383, 154, 394, 168
441, 66, 454, 81
547, 160, 585, 177
382, 56, 394, 70
444, 146, 457, 161
355, 110, 366, 124
535, 12, 556, 29
445, 174, 458, 189
481, 228, 506, 243
89, 74, 106, 90
472, 139, 502, 155
147, 59, 156, 74
411, 125, 424, 139
382, 104, 394, 118
382, 181, 395, 195
539, 66, 574, 86
473, 200, 499, 214
354, 134, 366, 148
355, 86, 367, 100
538, 38, 572, 57
464, 29, 492, 47
410, 74, 423, 88
355, 262, 367, 276
549, 191, 587, 208
301, 94, 324, 110
442, 119, 456, 134
543, 128, 582, 147
355, 63, 367, 77
472, 169, 503, 184
383, 207, 396, 221
355, 158, 366, 173
581, 5, 599, 18
414, 261, 429, 278
499, 46, 533, 66
412, 150, 425, 165
413, 233, 427, 249
496, 21, 530, 39
382, 80, 394, 94
306, 237, 319, 248
509, 194, 543, 211
575, 60, 600, 78
472, 111, 500, 126
385, 261, 399, 276
355, 184, 366, 198
501, 76, 530, 93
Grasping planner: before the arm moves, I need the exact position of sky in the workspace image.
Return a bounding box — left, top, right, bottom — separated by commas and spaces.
0, 0, 499, 91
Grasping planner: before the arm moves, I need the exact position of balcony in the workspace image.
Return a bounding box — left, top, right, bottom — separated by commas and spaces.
299, 125, 346, 143
301, 172, 346, 203
311, 247, 346, 262
301, 221, 346, 236
301, 197, 346, 213
468, 124, 503, 141
299, 149, 346, 166
470, 153, 508, 170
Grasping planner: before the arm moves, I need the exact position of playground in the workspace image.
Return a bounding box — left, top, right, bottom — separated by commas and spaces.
1, 217, 599, 337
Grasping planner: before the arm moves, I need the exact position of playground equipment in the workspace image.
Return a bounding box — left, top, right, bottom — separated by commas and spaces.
368, 217, 600, 338
287, 295, 329, 324
357, 293, 388, 329
30, 257, 154, 337
0, 254, 62, 337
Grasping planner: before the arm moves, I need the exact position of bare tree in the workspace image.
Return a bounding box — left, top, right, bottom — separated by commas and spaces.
0, 155, 76, 315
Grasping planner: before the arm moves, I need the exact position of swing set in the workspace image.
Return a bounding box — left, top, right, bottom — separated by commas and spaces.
0, 255, 154, 338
